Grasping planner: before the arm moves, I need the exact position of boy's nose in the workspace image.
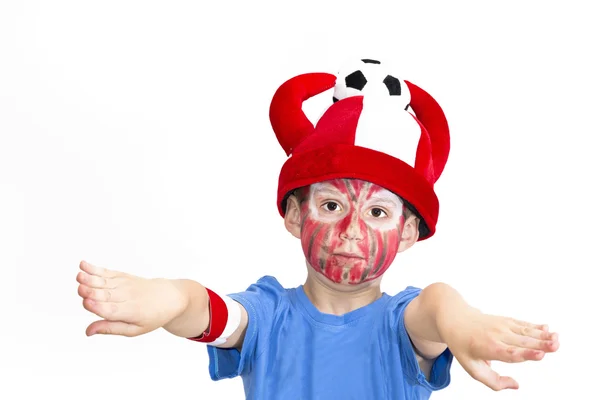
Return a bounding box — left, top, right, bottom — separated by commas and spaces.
341, 231, 363, 241
340, 213, 364, 241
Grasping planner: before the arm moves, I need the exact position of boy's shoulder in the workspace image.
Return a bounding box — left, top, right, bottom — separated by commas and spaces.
239, 275, 289, 295
227, 275, 291, 311
384, 285, 422, 324
253, 275, 286, 288
387, 285, 422, 303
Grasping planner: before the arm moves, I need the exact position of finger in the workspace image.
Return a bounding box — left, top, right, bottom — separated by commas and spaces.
510, 324, 554, 341
550, 333, 560, 352
498, 344, 545, 363
79, 260, 123, 279
511, 318, 548, 332
82, 298, 139, 322
78, 284, 127, 303
509, 325, 560, 352
543, 333, 560, 353
503, 333, 557, 353
86, 320, 146, 337
482, 341, 544, 363
76, 271, 118, 289
463, 359, 519, 391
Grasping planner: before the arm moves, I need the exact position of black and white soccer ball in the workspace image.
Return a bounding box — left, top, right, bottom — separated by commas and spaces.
332, 59, 411, 110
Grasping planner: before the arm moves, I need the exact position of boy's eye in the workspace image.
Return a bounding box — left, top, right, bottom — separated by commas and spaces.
322, 202, 342, 212
368, 208, 387, 218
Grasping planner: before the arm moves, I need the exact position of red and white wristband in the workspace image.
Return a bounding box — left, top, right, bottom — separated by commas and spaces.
188, 288, 242, 346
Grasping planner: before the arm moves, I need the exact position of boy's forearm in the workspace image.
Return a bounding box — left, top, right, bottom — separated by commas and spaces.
162, 279, 210, 338
405, 282, 474, 345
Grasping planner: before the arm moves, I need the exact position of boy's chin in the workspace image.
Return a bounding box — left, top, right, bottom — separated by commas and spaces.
307, 263, 383, 291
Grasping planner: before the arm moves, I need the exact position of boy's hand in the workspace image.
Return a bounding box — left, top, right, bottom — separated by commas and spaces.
76, 260, 188, 337
439, 308, 559, 391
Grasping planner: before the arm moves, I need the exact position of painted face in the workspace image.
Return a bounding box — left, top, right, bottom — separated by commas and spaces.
298, 179, 406, 285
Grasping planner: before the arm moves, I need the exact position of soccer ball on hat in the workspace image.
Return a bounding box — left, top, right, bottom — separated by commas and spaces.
332, 58, 411, 110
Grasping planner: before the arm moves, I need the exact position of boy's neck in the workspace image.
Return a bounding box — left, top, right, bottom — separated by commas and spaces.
302, 264, 383, 316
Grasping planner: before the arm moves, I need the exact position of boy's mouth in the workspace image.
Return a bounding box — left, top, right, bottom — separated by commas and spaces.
332, 252, 365, 260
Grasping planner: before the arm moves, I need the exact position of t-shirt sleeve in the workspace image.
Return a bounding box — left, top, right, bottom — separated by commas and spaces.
387, 287, 453, 391
206, 276, 283, 381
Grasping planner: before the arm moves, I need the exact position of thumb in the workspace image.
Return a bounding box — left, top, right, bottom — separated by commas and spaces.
461, 358, 519, 391
86, 320, 147, 337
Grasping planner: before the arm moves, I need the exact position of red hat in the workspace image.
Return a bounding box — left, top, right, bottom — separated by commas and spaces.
269, 64, 450, 240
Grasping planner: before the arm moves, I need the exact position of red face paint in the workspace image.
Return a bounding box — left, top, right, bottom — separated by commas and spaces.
298, 179, 405, 285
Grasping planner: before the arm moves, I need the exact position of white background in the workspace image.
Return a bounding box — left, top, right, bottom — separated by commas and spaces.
1, 1, 598, 399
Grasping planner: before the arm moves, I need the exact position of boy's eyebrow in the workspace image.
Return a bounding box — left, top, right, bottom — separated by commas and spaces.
313, 187, 344, 197
365, 195, 402, 208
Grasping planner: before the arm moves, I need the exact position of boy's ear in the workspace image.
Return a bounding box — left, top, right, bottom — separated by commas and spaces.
284, 195, 302, 239
398, 214, 420, 253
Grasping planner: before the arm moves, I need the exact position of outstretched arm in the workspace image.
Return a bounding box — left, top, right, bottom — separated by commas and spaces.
77, 260, 248, 349
404, 282, 559, 390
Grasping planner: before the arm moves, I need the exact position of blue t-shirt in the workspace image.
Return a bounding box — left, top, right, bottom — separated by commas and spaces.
207, 276, 453, 399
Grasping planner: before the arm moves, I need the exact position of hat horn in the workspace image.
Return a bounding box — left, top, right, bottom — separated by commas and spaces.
269, 73, 337, 156
405, 81, 450, 182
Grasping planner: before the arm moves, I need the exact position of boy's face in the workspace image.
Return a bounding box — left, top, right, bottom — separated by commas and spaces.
285, 179, 418, 285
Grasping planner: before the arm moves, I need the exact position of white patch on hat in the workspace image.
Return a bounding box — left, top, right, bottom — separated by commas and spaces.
353, 94, 422, 167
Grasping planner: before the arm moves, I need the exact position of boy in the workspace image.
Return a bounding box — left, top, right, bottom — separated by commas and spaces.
77, 62, 559, 399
